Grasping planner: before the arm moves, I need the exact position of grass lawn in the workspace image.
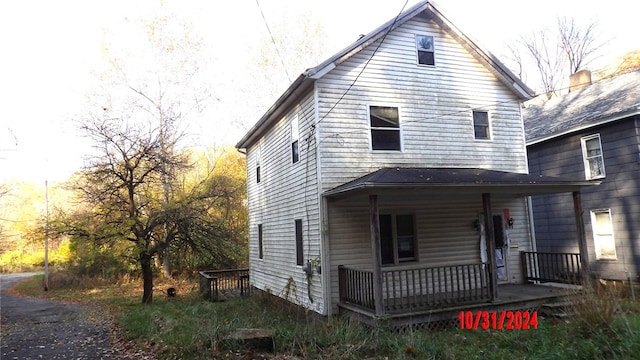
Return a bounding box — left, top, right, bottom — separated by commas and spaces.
12, 272, 640, 359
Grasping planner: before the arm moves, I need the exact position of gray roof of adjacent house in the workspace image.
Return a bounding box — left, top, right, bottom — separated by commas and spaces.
236, 0, 534, 150
524, 69, 640, 145
323, 168, 598, 197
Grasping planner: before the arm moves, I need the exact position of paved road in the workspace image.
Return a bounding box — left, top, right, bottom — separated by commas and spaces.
1, 273, 152, 360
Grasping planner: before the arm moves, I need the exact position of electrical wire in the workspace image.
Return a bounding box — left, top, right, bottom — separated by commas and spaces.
254, 0, 292, 83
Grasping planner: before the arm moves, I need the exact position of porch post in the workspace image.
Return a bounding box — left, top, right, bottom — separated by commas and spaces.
482, 193, 498, 300
369, 194, 384, 316
572, 191, 591, 282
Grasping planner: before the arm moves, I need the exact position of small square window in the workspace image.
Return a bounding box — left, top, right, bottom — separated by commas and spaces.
473, 111, 490, 140
370, 106, 401, 151
416, 35, 435, 66
581, 134, 605, 179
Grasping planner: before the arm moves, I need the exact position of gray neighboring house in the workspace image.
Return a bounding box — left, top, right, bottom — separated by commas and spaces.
525, 69, 640, 282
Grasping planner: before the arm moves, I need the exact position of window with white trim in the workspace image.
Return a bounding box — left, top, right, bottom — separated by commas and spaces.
473, 111, 490, 140
370, 106, 401, 151
291, 116, 299, 164
590, 209, 616, 260
581, 134, 605, 179
255, 147, 262, 183
416, 34, 435, 66
379, 214, 416, 265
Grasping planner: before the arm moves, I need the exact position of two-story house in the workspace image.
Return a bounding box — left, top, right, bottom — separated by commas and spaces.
525, 69, 640, 284
237, 0, 596, 327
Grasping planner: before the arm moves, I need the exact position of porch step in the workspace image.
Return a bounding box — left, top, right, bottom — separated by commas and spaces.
539, 301, 575, 318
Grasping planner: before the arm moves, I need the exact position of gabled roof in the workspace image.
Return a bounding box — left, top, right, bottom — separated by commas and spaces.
525, 69, 640, 145
323, 168, 599, 198
236, 0, 533, 150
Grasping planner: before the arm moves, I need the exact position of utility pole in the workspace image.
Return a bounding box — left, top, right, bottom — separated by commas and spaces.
44, 180, 49, 291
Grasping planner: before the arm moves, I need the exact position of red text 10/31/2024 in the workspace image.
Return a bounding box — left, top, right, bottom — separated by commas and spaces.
458, 310, 538, 330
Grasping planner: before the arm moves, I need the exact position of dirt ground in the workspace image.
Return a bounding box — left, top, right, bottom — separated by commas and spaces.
0, 273, 154, 360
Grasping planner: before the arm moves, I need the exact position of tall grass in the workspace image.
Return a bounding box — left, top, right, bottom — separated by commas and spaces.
11, 271, 640, 360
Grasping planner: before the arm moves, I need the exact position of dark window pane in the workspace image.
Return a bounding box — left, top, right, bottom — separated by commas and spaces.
292, 140, 299, 163
295, 219, 303, 266
258, 224, 263, 259
418, 50, 434, 65
372, 129, 401, 150
379, 214, 394, 265
473, 111, 489, 139
396, 215, 415, 260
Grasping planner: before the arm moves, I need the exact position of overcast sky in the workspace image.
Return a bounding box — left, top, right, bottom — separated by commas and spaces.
0, 0, 637, 182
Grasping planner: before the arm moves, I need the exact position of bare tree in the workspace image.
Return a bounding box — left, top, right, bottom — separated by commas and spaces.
557, 17, 600, 74
507, 16, 603, 97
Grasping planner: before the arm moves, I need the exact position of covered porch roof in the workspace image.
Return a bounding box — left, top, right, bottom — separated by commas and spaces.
323, 168, 600, 198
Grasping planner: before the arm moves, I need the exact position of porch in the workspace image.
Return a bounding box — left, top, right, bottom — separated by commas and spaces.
338, 253, 582, 328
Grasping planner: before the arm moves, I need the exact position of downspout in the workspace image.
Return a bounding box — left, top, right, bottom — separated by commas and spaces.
526, 196, 538, 254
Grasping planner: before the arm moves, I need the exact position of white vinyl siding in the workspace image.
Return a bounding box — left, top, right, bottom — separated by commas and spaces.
245, 92, 324, 313
315, 17, 526, 192
327, 193, 531, 312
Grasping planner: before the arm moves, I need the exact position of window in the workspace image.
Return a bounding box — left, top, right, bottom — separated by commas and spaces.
416, 35, 435, 66
255, 148, 261, 183
591, 209, 616, 260
473, 111, 490, 140
370, 106, 401, 151
291, 116, 300, 164
258, 224, 263, 259
379, 214, 416, 265
295, 219, 303, 266
581, 134, 605, 179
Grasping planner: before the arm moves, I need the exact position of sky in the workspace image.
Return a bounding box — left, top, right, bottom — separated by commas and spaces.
0, 0, 638, 183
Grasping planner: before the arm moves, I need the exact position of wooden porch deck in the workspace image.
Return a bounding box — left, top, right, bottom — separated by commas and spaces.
338, 282, 580, 329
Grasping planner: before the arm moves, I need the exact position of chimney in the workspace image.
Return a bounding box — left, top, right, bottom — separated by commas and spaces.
569, 69, 592, 92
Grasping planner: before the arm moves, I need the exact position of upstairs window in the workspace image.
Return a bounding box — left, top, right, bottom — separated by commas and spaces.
416, 35, 435, 66
370, 106, 401, 151
291, 116, 300, 164
473, 111, 490, 140
591, 209, 616, 260
581, 134, 605, 179
380, 214, 416, 265
255, 147, 262, 183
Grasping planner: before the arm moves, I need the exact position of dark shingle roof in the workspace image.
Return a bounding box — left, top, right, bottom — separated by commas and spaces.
524, 70, 640, 145
323, 167, 597, 197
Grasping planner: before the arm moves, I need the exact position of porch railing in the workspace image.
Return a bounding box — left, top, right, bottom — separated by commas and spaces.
199, 268, 250, 302
338, 263, 490, 313
520, 251, 582, 285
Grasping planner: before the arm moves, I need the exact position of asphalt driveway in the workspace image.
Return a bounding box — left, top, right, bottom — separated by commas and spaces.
0, 273, 153, 360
